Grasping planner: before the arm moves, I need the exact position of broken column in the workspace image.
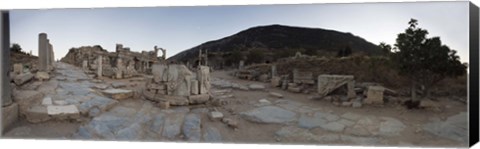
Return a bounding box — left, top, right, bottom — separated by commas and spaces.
38, 33, 48, 71
115, 58, 123, 79
97, 55, 102, 78
197, 66, 210, 94
49, 43, 54, 66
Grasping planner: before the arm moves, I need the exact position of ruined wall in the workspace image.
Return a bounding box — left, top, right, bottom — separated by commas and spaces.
61, 44, 159, 79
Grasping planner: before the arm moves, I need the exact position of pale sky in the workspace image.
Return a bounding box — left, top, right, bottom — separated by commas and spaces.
10, 1, 469, 63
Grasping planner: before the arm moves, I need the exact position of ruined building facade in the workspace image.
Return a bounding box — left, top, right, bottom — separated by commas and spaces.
61, 44, 161, 79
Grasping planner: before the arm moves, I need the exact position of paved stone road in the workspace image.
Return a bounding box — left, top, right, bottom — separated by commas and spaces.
6, 63, 469, 147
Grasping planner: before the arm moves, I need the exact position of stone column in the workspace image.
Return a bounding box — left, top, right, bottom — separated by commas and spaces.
347, 81, 356, 99
239, 60, 244, 70
97, 55, 102, 78
49, 43, 54, 65
1, 11, 17, 135
38, 33, 48, 71
271, 65, 277, 77
1, 11, 12, 106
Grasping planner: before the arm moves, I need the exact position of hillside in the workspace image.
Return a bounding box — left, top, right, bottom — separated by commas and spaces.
10, 50, 38, 71
168, 24, 383, 68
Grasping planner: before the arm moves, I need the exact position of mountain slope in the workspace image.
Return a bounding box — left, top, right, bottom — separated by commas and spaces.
168, 24, 383, 67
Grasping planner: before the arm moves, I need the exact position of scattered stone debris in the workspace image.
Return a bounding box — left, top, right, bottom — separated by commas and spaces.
35, 71, 50, 81
208, 111, 224, 120
111, 82, 127, 88
222, 118, 238, 129
102, 89, 133, 100
248, 84, 265, 90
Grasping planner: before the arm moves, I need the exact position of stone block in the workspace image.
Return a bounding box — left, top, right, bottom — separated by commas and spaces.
288, 86, 302, 93
248, 84, 265, 90
13, 90, 44, 115
35, 71, 50, 81
293, 69, 314, 84
191, 80, 199, 95
47, 105, 80, 120
13, 73, 34, 86
188, 94, 210, 104
208, 111, 224, 120
2, 103, 18, 132
364, 86, 385, 104
25, 105, 51, 123
271, 76, 282, 87
102, 89, 133, 100
317, 75, 354, 96
269, 92, 283, 98
41, 97, 52, 105
13, 63, 23, 74
111, 82, 127, 88
157, 101, 170, 109
152, 64, 167, 83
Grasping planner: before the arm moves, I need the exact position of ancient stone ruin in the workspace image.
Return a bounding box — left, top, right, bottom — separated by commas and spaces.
143, 63, 211, 107
38, 33, 55, 72
61, 44, 161, 79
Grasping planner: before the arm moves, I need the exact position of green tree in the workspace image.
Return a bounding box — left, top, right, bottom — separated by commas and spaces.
337, 45, 352, 57
11, 43, 22, 52
392, 19, 467, 101
246, 48, 264, 64
379, 42, 392, 54
226, 50, 244, 66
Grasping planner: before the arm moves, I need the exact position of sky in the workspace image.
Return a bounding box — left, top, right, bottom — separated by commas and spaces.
10, 1, 470, 63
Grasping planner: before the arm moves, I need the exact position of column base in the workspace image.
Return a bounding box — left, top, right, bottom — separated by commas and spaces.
1, 102, 18, 135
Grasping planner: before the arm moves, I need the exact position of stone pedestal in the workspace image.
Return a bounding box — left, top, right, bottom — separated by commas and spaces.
364, 86, 385, 104
13, 63, 22, 75
97, 56, 102, 77
2, 103, 18, 134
